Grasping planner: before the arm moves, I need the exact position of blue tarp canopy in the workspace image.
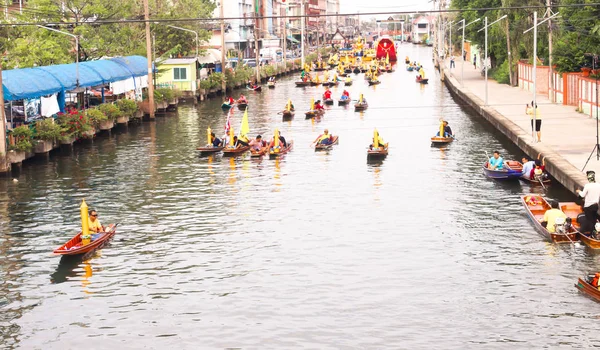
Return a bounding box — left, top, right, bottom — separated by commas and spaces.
2, 55, 148, 101
2, 68, 64, 101
110, 56, 148, 77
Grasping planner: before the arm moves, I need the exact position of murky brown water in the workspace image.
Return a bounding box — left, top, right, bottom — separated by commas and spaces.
1, 45, 599, 349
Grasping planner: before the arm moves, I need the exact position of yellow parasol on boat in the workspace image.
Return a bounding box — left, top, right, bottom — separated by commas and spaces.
373, 129, 379, 148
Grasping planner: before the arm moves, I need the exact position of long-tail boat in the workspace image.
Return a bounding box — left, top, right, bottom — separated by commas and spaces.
269, 128, 293, 159
559, 201, 600, 249
575, 277, 600, 302
222, 109, 251, 156
367, 129, 388, 159
197, 127, 225, 154
431, 121, 454, 146
315, 136, 339, 151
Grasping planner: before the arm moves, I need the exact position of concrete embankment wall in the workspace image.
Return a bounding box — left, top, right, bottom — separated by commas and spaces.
440, 66, 587, 195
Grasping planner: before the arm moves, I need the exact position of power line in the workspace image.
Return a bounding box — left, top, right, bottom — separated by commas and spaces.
1, 3, 600, 27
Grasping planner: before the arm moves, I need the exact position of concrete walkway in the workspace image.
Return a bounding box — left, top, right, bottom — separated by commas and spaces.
441, 58, 597, 192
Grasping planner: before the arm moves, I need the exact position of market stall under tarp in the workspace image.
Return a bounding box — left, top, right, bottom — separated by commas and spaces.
2, 55, 149, 102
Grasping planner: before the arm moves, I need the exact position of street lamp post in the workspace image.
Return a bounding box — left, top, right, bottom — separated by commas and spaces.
301, 0, 305, 67
459, 18, 480, 86
524, 11, 559, 141
477, 15, 507, 106
166, 25, 199, 58
38, 25, 79, 88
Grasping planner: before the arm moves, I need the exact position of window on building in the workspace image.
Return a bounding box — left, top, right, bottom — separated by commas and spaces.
418, 23, 427, 29
174, 67, 187, 80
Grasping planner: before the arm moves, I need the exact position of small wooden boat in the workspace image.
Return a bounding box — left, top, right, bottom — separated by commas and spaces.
324, 98, 334, 105
54, 224, 118, 256
295, 81, 311, 87
222, 145, 250, 156
330, 81, 340, 87
559, 201, 600, 249
315, 136, 339, 151
416, 77, 429, 84
237, 102, 248, 110
575, 277, 600, 302
367, 144, 388, 159
250, 146, 268, 157
321, 82, 331, 87
282, 110, 295, 120
267, 81, 276, 88
353, 68, 361, 74
197, 145, 225, 154
482, 161, 522, 180
354, 102, 368, 111
430, 136, 454, 146
507, 160, 552, 185
520, 195, 578, 243
344, 68, 352, 74
305, 110, 325, 119
338, 98, 351, 106
248, 85, 262, 92
368, 80, 381, 86
344, 80, 353, 86
269, 140, 294, 158
405, 59, 410, 64
310, 81, 321, 86
221, 102, 234, 109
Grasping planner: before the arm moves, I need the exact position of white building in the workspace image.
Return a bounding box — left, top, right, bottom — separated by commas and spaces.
411, 15, 435, 44
326, 0, 340, 38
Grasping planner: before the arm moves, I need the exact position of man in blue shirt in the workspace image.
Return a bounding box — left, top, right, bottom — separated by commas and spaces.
521, 156, 535, 178
488, 151, 504, 170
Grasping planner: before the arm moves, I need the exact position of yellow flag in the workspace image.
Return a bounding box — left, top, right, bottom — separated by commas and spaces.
386, 53, 389, 65
310, 98, 314, 111
207, 127, 212, 146
286, 99, 291, 111
439, 121, 444, 138
359, 94, 363, 104
373, 129, 379, 148
274, 128, 280, 148
239, 108, 250, 138
229, 127, 235, 146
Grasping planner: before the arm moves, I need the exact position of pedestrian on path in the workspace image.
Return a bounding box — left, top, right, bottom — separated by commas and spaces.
473, 54, 477, 69
450, 56, 455, 68
463, 50, 467, 61
576, 171, 600, 234
526, 101, 542, 142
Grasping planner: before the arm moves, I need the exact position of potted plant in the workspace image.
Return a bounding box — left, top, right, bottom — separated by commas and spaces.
153, 88, 169, 110
581, 67, 592, 77
97, 103, 122, 129
8, 125, 34, 163
115, 99, 139, 122
57, 110, 93, 144
34, 118, 62, 153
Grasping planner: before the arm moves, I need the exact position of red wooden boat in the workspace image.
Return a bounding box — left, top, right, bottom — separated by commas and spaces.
416, 77, 429, 84
559, 201, 600, 249
269, 140, 294, 159
250, 146, 268, 157
315, 136, 339, 151
295, 81, 311, 87
222, 145, 250, 156
521, 195, 578, 243
430, 136, 454, 146
54, 224, 118, 256
575, 277, 600, 302
367, 143, 388, 159
282, 110, 294, 119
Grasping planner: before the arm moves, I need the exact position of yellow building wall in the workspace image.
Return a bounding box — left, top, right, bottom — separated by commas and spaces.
156, 63, 197, 92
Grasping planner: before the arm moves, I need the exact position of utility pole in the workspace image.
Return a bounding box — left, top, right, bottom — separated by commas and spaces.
301, 0, 305, 67
0, 63, 9, 174
220, 0, 226, 92
143, 0, 155, 119
547, 0, 554, 102
282, 1, 287, 71
478, 15, 507, 106
255, 16, 260, 83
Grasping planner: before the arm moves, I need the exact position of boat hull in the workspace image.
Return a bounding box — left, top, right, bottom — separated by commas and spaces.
338, 99, 350, 106
324, 98, 334, 105
305, 110, 325, 119
575, 278, 600, 302
250, 147, 268, 157
367, 146, 388, 159
482, 162, 522, 180
54, 224, 117, 256
237, 103, 248, 110
354, 103, 368, 111
197, 146, 224, 153
416, 78, 429, 84
222, 145, 250, 156
269, 140, 294, 158
315, 136, 339, 151
295, 81, 310, 87
430, 137, 453, 146
282, 111, 295, 120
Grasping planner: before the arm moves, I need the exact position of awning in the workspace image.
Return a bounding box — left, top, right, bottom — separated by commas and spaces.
2, 55, 149, 101
197, 49, 222, 64
287, 36, 300, 44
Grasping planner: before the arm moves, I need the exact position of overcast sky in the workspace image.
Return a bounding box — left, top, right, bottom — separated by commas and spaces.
340, 0, 436, 18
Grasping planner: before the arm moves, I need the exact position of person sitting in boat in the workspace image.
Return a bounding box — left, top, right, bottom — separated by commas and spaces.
88, 210, 107, 239
521, 156, 536, 179
358, 94, 367, 104
590, 272, 600, 289
529, 159, 546, 180
284, 101, 295, 111
313, 129, 333, 145
269, 134, 287, 149
488, 151, 504, 170
436, 121, 453, 138
249, 135, 267, 151
237, 134, 249, 147
227, 96, 235, 105
314, 100, 325, 111
540, 200, 567, 233
238, 94, 247, 104
369, 132, 385, 150
210, 132, 223, 147
323, 88, 332, 100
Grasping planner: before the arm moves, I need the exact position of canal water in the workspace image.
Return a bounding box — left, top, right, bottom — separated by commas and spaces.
1, 45, 599, 349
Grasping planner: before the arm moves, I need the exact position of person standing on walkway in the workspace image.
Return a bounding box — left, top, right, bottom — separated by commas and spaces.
463, 50, 467, 61
473, 54, 477, 69
576, 171, 600, 233
526, 101, 542, 142
450, 56, 455, 68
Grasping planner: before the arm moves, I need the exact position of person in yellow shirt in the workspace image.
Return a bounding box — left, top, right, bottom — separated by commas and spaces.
526, 101, 542, 142
541, 200, 567, 233
88, 210, 105, 234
